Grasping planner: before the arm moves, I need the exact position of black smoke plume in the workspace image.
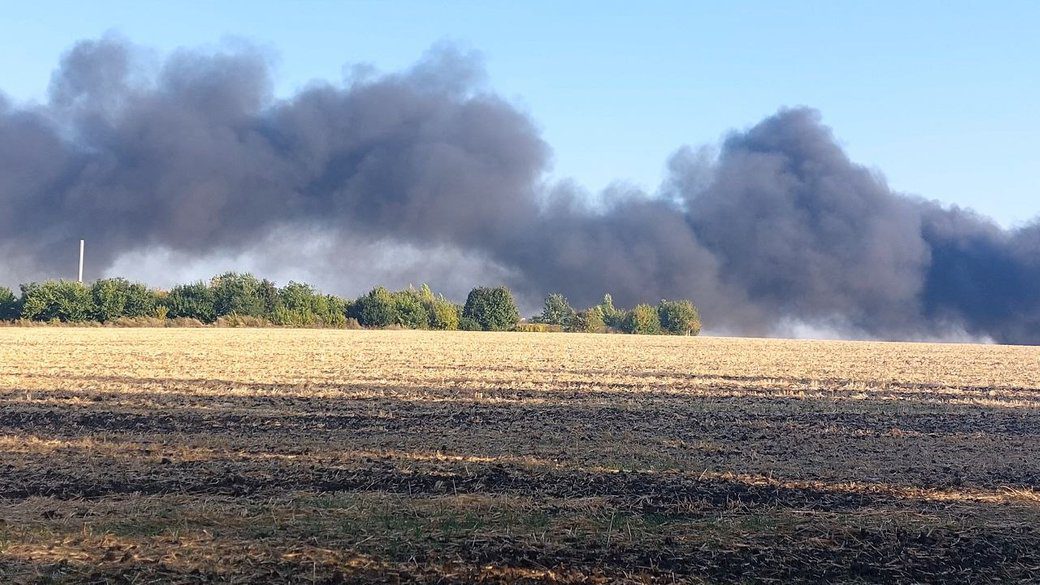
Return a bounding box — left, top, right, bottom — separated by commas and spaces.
1, 37, 1037, 343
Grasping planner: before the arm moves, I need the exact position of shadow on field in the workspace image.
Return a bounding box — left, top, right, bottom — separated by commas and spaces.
3, 434, 1040, 508
9, 371, 1040, 421
0, 453, 907, 508
7, 390, 1040, 436
3, 498, 1040, 584
5, 372, 1040, 494
5, 370, 1040, 583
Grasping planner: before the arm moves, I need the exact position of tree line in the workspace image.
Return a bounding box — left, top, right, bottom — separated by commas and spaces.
530, 293, 700, 335
0, 273, 700, 335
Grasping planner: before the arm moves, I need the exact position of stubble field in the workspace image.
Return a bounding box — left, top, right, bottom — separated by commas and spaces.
1, 328, 1040, 583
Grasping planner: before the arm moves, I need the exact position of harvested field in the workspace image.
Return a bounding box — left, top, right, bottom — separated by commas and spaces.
2, 328, 1040, 583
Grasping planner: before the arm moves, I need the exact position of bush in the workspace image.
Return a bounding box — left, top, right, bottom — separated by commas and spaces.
271, 290, 309, 327
515, 322, 562, 333
164, 282, 217, 323
351, 287, 399, 327
392, 290, 430, 329
657, 299, 701, 335
463, 286, 520, 331
108, 316, 167, 328
125, 283, 158, 318
91, 278, 155, 322
210, 272, 273, 318
426, 299, 460, 331
273, 282, 349, 327
568, 307, 606, 333
427, 300, 459, 330
215, 314, 272, 328
409, 284, 458, 331
541, 293, 575, 327
0, 286, 19, 320
622, 303, 661, 335
19, 281, 93, 322
458, 316, 483, 331
352, 286, 464, 329
322, 296, 350, 327
92, 278, 130, 322
166, 317, 206, 328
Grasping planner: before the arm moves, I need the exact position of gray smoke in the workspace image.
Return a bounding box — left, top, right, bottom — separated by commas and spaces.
1, 37, 1037, 343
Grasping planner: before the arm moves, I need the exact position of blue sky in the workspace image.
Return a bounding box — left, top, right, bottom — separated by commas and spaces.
2, 1, 1037, 227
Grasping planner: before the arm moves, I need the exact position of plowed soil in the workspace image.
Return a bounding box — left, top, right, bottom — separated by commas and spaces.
2, 329, 1039, 583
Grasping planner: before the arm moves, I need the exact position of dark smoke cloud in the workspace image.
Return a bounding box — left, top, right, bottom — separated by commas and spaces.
677, 110, 934, 335
1, 37, 1037, 343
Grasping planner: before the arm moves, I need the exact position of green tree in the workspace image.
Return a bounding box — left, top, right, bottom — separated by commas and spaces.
273, 282, 349, 327
0, 286, 20, 320
19, 281, 93, 322
351, 286, 399, 327
463, 286, 520, 331
541, 293, 575, 327
416, 285, 459, 330
426, 299, 460, 330
622, 303, 661, 335
164, 282, 217, 322
320, 295, 350, 327
260, 279, 279, 315
124, 283, 158, 317
392, 289, 430, 329
568, 307, 605, 333
274, 282, 319, 326
458, 316, 483, 331
597, 293, 625, 328
657, 299, 701, 335
210, 272, 269, 318
91, 278, 132, 321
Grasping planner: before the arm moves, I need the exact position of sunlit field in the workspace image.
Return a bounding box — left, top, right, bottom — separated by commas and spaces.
2, 328, 1040, 583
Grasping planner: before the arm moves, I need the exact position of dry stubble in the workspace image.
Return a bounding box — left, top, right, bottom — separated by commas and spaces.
2, 328, 1039, 583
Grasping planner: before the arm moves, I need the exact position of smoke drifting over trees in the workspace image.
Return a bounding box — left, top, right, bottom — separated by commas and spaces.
1, 37, 1037, 343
